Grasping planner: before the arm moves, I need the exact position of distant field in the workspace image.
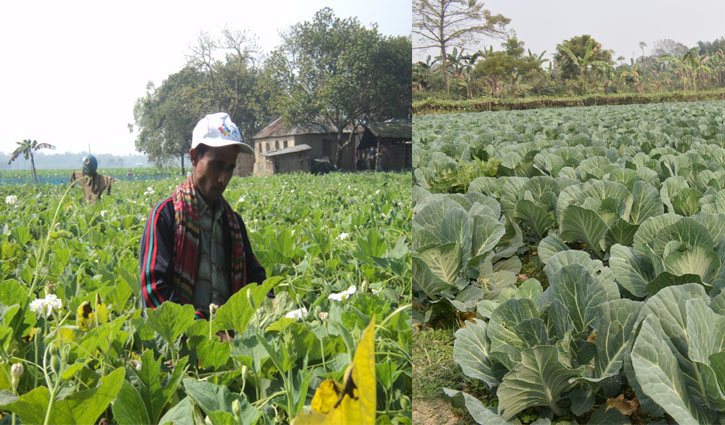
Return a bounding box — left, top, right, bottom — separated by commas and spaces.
0, 168, 183, 185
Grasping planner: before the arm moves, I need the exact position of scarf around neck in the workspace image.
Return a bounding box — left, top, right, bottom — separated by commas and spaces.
171, 176, 246, 304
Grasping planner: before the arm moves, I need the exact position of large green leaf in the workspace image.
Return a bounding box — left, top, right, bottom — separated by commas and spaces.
52, 367, 126, 425
442, 389, 514, 425
488, 298, 539, 357
500, 177, 529, 219
645, 272, 705, 296
537, 233, 568, 264
215, 278, 280, 336
672, 187, 703, 216
414, 243, 461, 286
609, 243, 654, 297
134, 350, 189, 423
636, 284, 725, 412
560, 205, 607, 254
453, 319, 508, 389
548, 264, 617, 336
605, 218, 638, 248
470, 214, 506, 260
441, 208, 471, 258
515, 199, 555, 238
694, 212, 725, 247
584, 299, 641, 381
653, 217, 714, 258
632, 212, 680, 256
145, 302, 195, 345
631, 315, 715, 425
0, 386, 50, 425
412, 256, 452, 299
496, 345, 582, 420
638, 283, 707, 357
183, 378, 261, 424
413, 197, 466, 240
664, 245, 721, 283
660, 175, 689, 213
158, 397, 196, 425
112, 380, 151, 425
686, 298, 725, 364
626, 180, 663, 225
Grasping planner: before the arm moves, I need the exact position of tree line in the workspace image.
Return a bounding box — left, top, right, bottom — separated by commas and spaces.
133, 8, 411, 172
413, 0, 725, 101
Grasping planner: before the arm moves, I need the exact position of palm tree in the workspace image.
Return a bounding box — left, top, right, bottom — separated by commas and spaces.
558, 39, 601, 94
8, 139, 56, 184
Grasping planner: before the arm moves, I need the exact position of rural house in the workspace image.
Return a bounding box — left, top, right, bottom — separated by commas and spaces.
357, 121, 412, 171
251, 117, 356, 175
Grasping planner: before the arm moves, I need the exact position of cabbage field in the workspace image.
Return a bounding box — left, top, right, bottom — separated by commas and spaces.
0, 171, 411, 424
413, 100, 725, 424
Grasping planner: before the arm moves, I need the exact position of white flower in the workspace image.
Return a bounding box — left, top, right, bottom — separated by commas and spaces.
146, 186, 154, 192
29, 294, 63, 318
100, 210, 107, 217
5, 195, 17, 205
375, 190, 380, 195
10, 363, 23, 391
329, 285, 357, 302
11, 363, 23, 378
319, 311, 329, 321
238, 196, 245, 203
129, 359, 142, 371
337, 232, 349, 241
371, 288, 380, 295
285, 307, 308, 321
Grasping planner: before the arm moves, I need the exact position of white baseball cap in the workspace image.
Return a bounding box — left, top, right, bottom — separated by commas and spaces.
191, 112, 254, 155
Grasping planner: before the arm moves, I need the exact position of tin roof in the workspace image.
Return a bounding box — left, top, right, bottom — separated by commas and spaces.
261, 144, 312, 157
254, 117, 336, 139
365, 122, 412, 139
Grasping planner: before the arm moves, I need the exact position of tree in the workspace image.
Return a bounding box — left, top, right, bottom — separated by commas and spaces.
8, 139, 55, 184
474, 38, 540, 97
133, 29, 275, 173
555, 35, 613, 93
186, 29, 277, 143
413, 0, 509, 93
652, 39, 689, 59
555, 35, 612, 80
132, 67, 205, 174
269, 8, 410, 168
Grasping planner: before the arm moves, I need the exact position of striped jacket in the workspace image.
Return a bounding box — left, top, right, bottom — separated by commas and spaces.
139, 196, 267, 319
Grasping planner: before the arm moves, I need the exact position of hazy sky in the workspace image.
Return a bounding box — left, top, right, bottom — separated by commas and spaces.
0, 0, 411, 156
414, 0, 725, 63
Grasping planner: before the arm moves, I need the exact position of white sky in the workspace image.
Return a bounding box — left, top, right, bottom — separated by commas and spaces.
414, 0, 725, 64
0, 0, 412, 156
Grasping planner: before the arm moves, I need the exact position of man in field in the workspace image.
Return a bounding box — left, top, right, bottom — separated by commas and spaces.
139, 112, 266, 326
70, 154, 116, 202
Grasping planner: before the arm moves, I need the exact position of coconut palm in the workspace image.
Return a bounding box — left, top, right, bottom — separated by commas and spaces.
8, 139, 56, 184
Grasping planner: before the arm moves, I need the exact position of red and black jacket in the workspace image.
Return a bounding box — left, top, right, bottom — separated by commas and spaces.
139, 197, 267, 319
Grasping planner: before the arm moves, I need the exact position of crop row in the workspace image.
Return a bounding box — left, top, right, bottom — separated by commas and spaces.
0, 171, 412, 424
413, 101, 725, 424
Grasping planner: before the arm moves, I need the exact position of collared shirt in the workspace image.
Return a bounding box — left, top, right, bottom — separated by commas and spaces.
191, 196, 231, 313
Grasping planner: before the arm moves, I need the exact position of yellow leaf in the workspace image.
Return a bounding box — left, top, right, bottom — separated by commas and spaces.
292, 317, 376, 425
311, 379, 343, 414
95, 302, 110, 324
77, 301, 94, 331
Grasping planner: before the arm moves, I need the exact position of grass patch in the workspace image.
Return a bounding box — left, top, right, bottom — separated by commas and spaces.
413, 326, 497, 424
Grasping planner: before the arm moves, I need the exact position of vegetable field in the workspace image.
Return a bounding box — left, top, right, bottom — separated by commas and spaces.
413, 100, 725, 424
0, 171, 411, 424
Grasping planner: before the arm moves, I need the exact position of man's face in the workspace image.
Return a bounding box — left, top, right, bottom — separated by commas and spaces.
190, 145, 240, 202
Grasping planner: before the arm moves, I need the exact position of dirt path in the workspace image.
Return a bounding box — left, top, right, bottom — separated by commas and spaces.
413, 397, 468, 425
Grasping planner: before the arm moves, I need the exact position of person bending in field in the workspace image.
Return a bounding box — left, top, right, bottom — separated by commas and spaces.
139, 112, 266, 330
70, 154, 116, 203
